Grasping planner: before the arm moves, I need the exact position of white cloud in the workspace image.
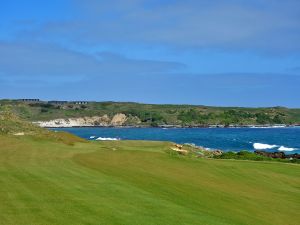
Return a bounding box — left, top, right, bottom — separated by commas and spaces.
18, 0, 300, 52
0, 42, 184, 77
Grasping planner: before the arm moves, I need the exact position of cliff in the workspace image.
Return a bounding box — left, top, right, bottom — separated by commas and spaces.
33, 113, 138, 127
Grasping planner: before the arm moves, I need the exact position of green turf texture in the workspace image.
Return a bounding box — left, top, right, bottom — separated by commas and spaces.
0, 136, 299, 225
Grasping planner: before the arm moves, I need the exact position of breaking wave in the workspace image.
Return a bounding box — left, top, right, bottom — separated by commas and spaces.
96, 137, 120, 141
253, 143, 278, 150
253, 143, 297, 151
278, 146, 297, 151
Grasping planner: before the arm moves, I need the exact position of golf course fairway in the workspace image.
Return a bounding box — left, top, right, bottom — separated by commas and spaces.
0, 135, 299, 225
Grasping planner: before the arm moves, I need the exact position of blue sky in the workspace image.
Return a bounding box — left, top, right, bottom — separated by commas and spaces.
0, 0, 299, 107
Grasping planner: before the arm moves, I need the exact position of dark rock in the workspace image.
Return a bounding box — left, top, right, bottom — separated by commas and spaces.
212, 150, 223, 156
287, 153, 300, 159
255, 151, 299, 159
254, 151, 285, 159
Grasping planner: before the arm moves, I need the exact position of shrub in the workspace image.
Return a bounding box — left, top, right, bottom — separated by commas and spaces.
41, 108, 48, 113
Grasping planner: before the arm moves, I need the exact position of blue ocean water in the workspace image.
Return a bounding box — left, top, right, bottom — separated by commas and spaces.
52, 127, 300, 154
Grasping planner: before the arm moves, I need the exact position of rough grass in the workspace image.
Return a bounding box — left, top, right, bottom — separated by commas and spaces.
0, 135, 299, 225
0, 110, 87, 147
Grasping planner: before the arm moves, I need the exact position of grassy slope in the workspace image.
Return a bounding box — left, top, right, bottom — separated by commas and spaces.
0, 135, 299, 225
1, 100, 300, 125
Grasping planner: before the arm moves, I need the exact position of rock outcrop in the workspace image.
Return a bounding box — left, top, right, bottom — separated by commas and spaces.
111, 114, 127, 126
254, 150, 300, 159
33, 114, 131, 127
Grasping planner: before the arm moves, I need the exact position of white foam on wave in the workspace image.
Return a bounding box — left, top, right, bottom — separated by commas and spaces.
278, 146, 297, 151
253, 143, 278, 150
253, 143, 298, 151
89, 136, 96, 139
96, 137, 120, 141
249, 125, 286, 128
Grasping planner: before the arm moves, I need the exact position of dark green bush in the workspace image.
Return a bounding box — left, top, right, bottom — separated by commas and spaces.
41, 108, 48, 113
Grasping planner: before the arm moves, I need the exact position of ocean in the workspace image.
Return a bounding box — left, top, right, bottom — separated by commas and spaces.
51, 127, 300, 154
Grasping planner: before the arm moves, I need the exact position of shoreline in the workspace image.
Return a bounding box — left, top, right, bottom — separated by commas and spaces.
44, 124, 300, 129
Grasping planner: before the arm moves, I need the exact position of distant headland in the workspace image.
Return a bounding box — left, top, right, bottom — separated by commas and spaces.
1, 99, 300, 128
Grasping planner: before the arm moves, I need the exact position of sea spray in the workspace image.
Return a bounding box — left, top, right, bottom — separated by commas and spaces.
278, 146, 297, 151
253, 143, 278, 150
96, 137, 120, 141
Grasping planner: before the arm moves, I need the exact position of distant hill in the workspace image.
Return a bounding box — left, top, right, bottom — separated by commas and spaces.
1, 99, 300, 127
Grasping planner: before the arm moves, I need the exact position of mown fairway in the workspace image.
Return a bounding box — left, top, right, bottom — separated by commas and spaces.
0, 136, 299, 225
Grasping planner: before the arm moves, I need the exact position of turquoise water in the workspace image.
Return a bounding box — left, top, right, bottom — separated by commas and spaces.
52, 127, 300, 154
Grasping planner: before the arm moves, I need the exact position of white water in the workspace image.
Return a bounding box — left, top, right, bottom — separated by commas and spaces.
253, 143, 297, 152
253, 143, 278, 150
278, 146, 297, 151
96, 137, 120, 141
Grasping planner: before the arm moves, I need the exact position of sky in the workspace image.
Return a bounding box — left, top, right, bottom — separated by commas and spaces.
0, 0, 300, 107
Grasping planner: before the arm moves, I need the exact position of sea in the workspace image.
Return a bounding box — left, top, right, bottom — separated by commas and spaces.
51, 127, 300, 154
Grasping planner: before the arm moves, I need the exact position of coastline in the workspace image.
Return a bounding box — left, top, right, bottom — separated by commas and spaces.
47, 124, 300, 155
49, 127, 300, 157
38, 123, 300, 129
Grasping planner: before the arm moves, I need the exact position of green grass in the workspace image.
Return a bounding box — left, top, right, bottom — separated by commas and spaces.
0, 135, 299, 225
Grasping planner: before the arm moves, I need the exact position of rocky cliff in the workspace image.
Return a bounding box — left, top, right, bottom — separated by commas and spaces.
33, 113, 137, 127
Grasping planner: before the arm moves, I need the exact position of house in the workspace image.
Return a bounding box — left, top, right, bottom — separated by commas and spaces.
72, 101, 89, 105
19, 99, 40, 102
48, 101, 68, 105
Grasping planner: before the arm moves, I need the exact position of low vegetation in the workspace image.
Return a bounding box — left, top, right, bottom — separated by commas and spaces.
213, 150, 300, 163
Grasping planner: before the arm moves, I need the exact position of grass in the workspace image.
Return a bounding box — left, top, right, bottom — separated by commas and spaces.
0, 134, 299, 225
